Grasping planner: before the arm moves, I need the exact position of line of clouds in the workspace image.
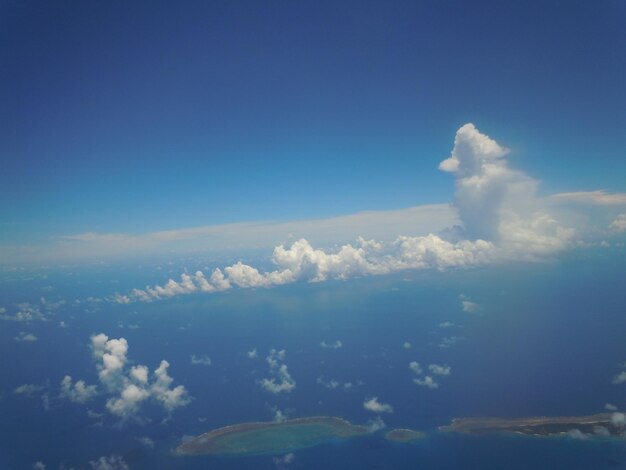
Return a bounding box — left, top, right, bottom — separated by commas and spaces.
111, 123, 624, 304
1, 203, 457, 266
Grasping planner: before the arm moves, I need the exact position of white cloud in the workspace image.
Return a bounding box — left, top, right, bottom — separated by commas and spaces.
15, 331, 37, 342
3, 203, 456, 266
409, 361, 423, 375
605, 403, 618, 411
567, 428, 589, 440
247, 348, 258, 359
363, 396, 393, 413
550, 191, 626, 206
110, 125, 595, 304
260, 349, 295, 394
87, 334, 191, 419
366, 416, 387, 432
106, 383, 151, 417
273, 409, 288, 422
438, 336, 460, 348
151, 360, 192, 412
137, 436, 155, 448
317, 377, 340, 389
402, 341, 412, 349
32, 462, 46, 470
320, 340, 343, 349
611, 412, 626, 427
438, 321, 455, 328
60, 375, 97, 403
117, 235, 497, 303
190, 354, 211, 366
613, 371, 626, 384
89, 455, 129, 470
91, 334, 128, 391
1, 303, 45, 322
414, 376, 439, 389
609, 214, 626, 233
14, 384, 46, 397
428, 364, 451, 376
441, 124, 574, 256
461, 300, 480, 312
273, 452, 296, 466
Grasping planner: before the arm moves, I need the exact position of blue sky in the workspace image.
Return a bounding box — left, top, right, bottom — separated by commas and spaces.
1, 0, 625, 257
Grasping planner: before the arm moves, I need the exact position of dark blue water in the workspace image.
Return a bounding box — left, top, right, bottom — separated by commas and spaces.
1, 247, 626, 468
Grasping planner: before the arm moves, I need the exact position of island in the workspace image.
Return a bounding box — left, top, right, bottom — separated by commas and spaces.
176, 416, 369, 456
439, 413, 623, 438
384, 428, 426, 443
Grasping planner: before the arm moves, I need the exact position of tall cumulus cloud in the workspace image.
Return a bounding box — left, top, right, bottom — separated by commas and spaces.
115, 124, 575, 303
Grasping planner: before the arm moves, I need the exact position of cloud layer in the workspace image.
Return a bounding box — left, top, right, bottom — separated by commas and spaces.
104, 123, 624, 303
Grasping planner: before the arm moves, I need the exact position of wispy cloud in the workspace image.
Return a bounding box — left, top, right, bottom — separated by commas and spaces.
260, 349, 295, 394
1, 204, 456, 266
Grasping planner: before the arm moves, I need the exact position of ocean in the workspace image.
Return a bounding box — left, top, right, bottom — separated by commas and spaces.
1, 246, 626, 469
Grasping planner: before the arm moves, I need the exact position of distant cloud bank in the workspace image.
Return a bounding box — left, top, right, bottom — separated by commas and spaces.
114, 123, 618, 303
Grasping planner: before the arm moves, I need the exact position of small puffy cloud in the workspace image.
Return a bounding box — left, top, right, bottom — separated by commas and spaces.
567, 429, 589, 440
611, 412, 626, 427
247, 348, 258, 359
428, 364, 451, 376
32, 462, 46, 470
402, 342, 412, 349
414, 376, 439, 389
438, 336, 460, 348
460, 295, 480, 312
363, 397, 393, 414
260, 349, 295, 394
438, 321, 455, 328
366, 416, 387, 433
15, 331, 37, 342
409, 361, 423, 375
87, 333, 191, 419
137, 436, 155, 448
129, 365, 149, 385
273, 452, 295, 467
106, 383, 150, 417
609, 214, 626, 233
151, 360, 192, 412
190, 355, 211, 366
320, 340, 343, 349
1, 303, 45, 322
273, 409, 288, 422
317, 377, 340, 390
461, 300, 480, 312
605, 403, 618, 411
60, 376, 97, 404
593, 426, 611, 437
14, 384, 46, 397
613, 371, 626, 384
89, 455, 129, 470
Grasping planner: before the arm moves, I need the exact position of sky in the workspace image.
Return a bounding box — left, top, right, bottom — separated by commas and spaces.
4, 3, 626, 469
2, 0, 626, 264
